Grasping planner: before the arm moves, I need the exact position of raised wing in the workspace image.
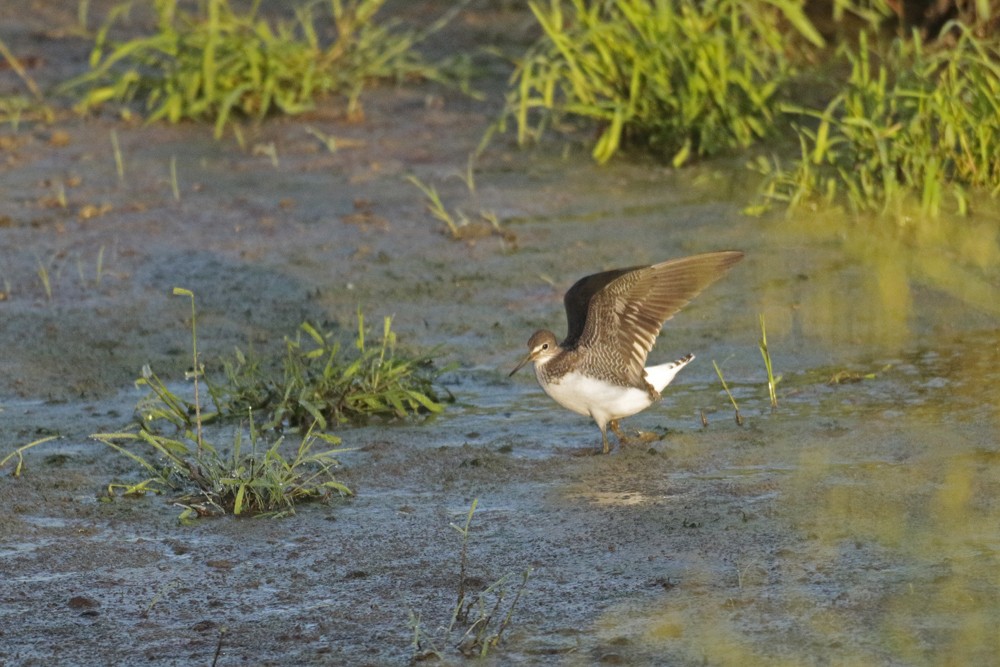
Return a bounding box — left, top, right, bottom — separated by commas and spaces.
576, 251, 743, 386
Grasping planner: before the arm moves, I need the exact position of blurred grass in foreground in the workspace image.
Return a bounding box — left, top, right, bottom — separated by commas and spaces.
63, 0, 463, 137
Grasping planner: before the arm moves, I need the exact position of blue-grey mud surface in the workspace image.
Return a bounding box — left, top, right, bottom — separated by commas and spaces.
1, 2, 999, 665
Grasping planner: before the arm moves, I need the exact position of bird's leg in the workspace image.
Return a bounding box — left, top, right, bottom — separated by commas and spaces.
599, 424, 611, 455
609, 419, 626, 447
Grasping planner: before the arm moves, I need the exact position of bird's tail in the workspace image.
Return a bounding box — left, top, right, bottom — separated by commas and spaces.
644, 353, 695, 393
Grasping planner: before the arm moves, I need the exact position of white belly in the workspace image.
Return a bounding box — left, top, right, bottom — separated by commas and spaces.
534, 355, 693, 427
537, 370, 656, 424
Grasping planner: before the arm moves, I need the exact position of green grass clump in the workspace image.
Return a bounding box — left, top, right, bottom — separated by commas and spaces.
111, 291, 446, 517
752, 26, 1000, 217
94, 422, 351, 519
216, 314, 448, 431
136, 315, 447, 433
98, 288, 353, 519
498, 0, 823, 165
64, 0, 453, 137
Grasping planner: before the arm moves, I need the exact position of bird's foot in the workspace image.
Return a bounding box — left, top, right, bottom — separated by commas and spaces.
596, 421, 651, 454
609, 420, 658, 449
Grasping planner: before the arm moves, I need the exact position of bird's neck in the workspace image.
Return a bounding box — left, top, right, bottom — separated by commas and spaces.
534, 346, 569, 384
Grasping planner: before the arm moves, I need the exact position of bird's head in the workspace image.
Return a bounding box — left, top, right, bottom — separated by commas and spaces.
509, 329, 559, 376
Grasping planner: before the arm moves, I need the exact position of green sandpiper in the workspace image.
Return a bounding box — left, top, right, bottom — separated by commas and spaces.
510, 251, 744, 453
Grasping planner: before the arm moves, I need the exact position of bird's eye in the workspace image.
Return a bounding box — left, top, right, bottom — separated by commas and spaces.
541, 343, 549, 350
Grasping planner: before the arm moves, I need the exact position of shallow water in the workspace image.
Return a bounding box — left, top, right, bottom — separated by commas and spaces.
2, 2, 999, 664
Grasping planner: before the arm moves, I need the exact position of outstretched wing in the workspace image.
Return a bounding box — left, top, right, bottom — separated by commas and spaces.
576, 251, 743, 386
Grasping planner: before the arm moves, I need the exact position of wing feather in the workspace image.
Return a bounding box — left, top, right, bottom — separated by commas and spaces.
576, 251, 743, 385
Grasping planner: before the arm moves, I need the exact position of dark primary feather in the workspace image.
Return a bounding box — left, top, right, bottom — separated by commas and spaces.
572, 251, 743, 386
562, 266, 641, 348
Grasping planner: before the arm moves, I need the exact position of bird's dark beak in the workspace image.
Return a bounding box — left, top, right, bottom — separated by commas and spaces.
508, 353, 533, 377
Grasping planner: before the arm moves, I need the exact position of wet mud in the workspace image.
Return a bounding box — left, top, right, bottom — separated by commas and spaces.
2, 2, 999, 665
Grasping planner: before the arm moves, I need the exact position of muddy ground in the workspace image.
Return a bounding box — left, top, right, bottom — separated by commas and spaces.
2, 2, 999, 666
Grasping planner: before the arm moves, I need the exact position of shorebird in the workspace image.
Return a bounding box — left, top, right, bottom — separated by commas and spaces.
510, 251, 743, 453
